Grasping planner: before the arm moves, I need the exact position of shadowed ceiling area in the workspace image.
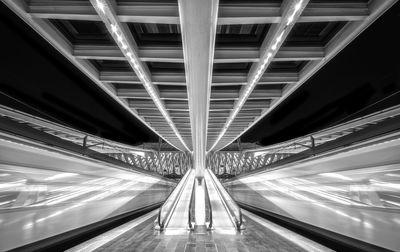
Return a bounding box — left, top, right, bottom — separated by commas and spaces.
0, 3, 158, 146
240, 2, 400, 146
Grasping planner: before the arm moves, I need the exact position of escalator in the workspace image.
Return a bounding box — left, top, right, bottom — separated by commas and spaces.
204, 168, 243, 232
156, 169, 195, 231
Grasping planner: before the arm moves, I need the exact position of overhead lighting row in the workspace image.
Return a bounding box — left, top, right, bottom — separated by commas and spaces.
209, 0, 305, 151
92, 0, 190, 151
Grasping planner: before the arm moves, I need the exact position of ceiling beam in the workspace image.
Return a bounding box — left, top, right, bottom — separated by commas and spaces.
213, 0, 398, 151
218, 2, 369, 25
28, 0, 368, 24
117, 88, 281, 100
74, 45, 324, 63
28, 0, 179, 23
100, 71, 299, 85
209, 0, 310, 151
0, 0, 185, 152
88, 0, 190, 151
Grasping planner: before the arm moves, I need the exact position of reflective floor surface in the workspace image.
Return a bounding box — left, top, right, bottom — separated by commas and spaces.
69, 209, 330, 252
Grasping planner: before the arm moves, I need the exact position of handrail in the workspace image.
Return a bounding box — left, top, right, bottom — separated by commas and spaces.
243, 104, 400, 155
204, 179, 213, 229
207, 169, 243, 230
188, 178, 196, 229
0, 105, 154, 154
156, 169, 192, 230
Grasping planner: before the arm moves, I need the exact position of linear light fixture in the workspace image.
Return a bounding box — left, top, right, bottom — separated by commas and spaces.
90, 0, 190, 152
209, 0, 308, 151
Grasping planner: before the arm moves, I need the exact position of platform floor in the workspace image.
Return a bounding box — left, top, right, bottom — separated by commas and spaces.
71, 210, 330, 252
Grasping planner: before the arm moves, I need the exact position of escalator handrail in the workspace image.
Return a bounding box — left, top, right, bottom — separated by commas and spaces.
208, 169, 243, 230
156, 169, 192, 230
188, 177, 196, 229
204, 178, 213, 229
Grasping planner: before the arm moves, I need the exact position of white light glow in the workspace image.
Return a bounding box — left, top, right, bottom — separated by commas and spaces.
130, 150, 145, 157
276, 31, 284, 43
287, 0, 304, 25
384, 200, 400, 207
254, 151, 267, 157
110, 24, 118, 34
0, 200, 15, 206
44, 172, 78, 181
385, 173, 400, 177
195, 180, 206, 225
116, 34, 123, 43
319, 173, 353, 181
271, 31, 285, 51
287, 15, 294, 26
89, 0, 190, 152
295, 0, 304, 12
96, 0, 106, 14
370, 180, 400, 190
0, 179, 26, 189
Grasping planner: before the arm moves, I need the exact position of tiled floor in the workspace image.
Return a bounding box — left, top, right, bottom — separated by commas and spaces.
92, 213, 328, 252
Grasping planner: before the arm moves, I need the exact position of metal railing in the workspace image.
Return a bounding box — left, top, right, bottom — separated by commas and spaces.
208, 105, 400, 176
207, 169, 243, 230
244, 104, 400, 157
155, 169, 192, 230
204, 179, 213, 229
188, 178, 196, 229
0, 105, 192, 175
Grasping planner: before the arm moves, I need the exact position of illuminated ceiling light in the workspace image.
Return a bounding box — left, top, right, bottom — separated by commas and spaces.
137, 71, 144, 80
96, 0, 106, 14
276, 31, 284, 43
271, 31, 285, 50
116, 34, 123, 43
287, 15, 294, 26
110, 24, 118, 34
287, 0, 304, 25
295, 0, 304, 11
121, 42, 128, 50
209, 0, 308, 152
271, 42, 278, 51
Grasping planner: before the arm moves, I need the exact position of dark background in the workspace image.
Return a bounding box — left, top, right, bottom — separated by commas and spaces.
0, 3, 158, 145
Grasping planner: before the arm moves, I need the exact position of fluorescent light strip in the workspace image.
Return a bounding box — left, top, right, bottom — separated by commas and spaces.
209, 0, 307, 151
90, 0, 190, 152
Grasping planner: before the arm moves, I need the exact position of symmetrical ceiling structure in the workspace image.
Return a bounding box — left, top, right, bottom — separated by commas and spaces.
2, 0, 397, 154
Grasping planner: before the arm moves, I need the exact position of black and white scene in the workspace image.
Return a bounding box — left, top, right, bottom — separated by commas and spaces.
0, 0, 400, 251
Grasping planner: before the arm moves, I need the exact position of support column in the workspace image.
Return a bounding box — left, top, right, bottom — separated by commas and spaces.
178, 0, 219, 226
